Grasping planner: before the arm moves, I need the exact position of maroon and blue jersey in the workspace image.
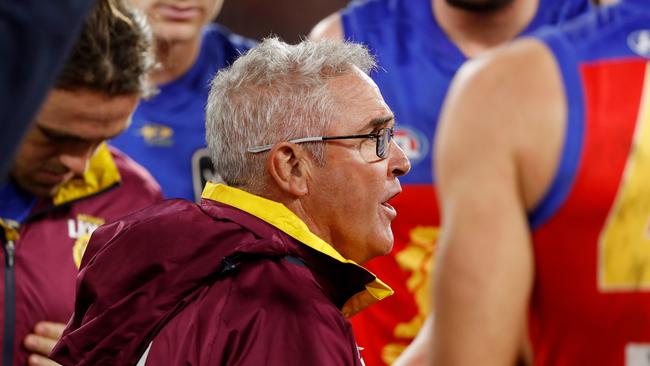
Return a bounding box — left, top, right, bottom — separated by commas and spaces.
0, 145, 162, 365
340, 0, 591, 364
110, 25, 255, 202
530, 1, 650, 364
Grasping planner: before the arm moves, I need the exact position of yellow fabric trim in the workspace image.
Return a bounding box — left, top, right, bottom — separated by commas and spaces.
53, 143, 121, 206
201, 182, 393, 316
0, 219, 20, 242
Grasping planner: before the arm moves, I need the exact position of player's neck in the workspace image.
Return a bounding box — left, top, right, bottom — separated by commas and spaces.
150, 36, 202, 85
433, 0, 538, 58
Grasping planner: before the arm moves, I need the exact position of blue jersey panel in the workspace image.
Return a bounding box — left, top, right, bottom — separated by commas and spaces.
0, 182, 36, 224
111, 25, 255, 201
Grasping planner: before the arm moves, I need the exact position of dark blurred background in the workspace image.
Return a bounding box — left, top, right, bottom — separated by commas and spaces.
216, 0, 350, 43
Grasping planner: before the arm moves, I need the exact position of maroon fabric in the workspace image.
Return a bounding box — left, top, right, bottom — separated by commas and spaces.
51, 197, 374, 366
0, 147, 162, 365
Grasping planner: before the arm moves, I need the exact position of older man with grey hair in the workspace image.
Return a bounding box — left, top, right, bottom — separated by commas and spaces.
50, 37, 410, 366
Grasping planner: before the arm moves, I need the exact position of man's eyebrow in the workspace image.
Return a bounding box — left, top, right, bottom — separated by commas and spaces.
36, 125, 124, 142
37, 125, 85, 141
362, 115, 394, 131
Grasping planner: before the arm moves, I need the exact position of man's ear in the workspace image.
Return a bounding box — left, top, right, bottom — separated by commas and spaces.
267, 142, 311, 196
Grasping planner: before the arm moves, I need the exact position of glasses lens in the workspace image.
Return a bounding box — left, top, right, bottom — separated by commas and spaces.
376, 128, 391, 159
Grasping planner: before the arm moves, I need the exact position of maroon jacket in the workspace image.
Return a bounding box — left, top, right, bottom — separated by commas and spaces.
0, 144, 162, 365
51, 183, 392, 366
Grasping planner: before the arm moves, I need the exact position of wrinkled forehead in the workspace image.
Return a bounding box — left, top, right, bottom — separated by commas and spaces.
326, 67, 383, 102
326, 70, 393, 133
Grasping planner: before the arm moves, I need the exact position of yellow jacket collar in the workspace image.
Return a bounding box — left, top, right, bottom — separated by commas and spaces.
201, 182, 393, 317
53, 143, 121, 206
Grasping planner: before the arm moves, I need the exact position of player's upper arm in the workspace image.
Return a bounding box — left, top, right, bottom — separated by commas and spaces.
309, 12, 344, 41
432, 38, 564, 366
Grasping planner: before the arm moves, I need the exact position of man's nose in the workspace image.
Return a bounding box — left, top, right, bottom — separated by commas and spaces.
59, 147, 94, 175
389, 140, 411, 177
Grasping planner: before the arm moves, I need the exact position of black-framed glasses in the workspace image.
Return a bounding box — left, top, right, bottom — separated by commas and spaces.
247, 127, 394, 159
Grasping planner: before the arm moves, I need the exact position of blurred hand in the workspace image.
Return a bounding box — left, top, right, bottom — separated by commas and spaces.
24, 321, 65, 366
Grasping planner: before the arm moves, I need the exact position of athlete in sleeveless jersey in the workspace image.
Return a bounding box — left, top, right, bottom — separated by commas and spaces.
430, 1, 650, 365
312, 0, 590, 364
528, 2, 650, 364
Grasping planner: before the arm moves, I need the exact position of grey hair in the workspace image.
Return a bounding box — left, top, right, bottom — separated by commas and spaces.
205, 37, 376, 193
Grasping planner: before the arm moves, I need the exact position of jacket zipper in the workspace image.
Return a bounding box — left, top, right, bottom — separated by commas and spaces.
3, 240, 15, 366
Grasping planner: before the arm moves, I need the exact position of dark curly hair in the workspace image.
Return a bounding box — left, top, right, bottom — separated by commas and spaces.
56, 0, 156, 96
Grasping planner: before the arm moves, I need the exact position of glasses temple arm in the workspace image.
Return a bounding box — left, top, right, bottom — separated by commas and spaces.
247, 136, 326, 153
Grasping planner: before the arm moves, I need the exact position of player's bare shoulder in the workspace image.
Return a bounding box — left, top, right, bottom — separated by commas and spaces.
439, 38, 567, 211
309, 12, 344, 41
450, 38, 562, 114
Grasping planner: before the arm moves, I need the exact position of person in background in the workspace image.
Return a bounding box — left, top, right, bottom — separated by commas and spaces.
111, 0, 256, 202
433, 0, 650, 364
51, 38, 410, 366
309, 0, 591, 364
0, 0, 162, 364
